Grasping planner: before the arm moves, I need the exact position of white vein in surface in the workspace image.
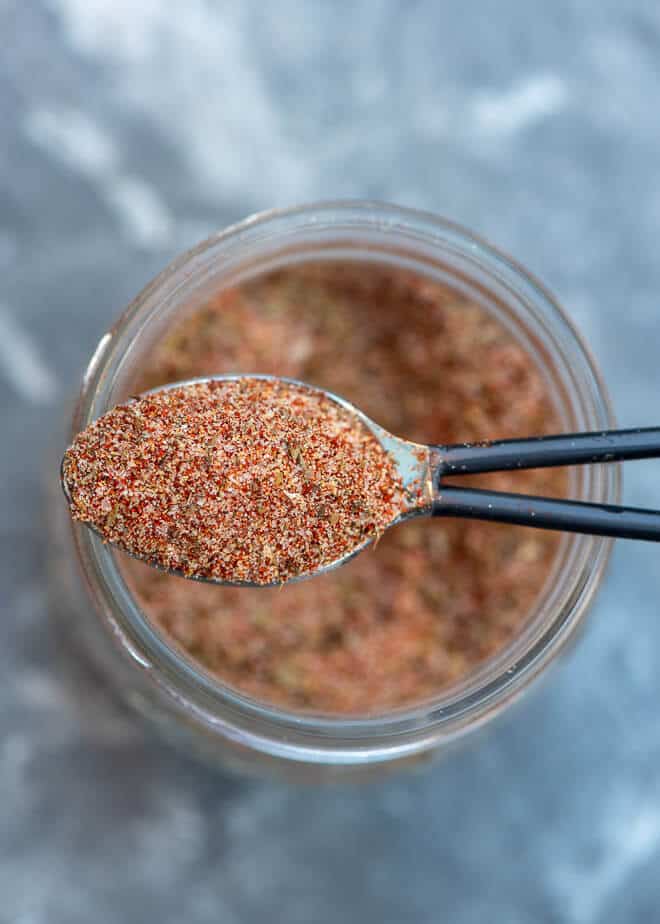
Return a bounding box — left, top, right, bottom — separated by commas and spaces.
0, 307, 59, 404
24, 107, 174, 249
551, 789, 660, 923
48, 0, 315, 205
471, 74, 568, 137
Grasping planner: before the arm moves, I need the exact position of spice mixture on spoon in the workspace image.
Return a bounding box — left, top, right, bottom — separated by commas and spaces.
63, 378, 405, 585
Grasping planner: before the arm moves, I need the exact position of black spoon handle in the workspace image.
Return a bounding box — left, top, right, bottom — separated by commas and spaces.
437, 426, 660, 476
434, 485, 660, 542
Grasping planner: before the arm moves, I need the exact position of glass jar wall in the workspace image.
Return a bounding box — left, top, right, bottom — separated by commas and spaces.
49, 202, 618, 780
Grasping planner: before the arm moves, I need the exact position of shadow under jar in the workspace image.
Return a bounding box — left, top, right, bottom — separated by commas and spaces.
50, 202, 619, 781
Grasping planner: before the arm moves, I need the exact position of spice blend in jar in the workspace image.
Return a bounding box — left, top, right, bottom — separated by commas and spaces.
120, 262, 568, 714
63, 378, 404, 584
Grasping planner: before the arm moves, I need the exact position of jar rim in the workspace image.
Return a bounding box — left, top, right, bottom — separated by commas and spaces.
70, 199, 619, 763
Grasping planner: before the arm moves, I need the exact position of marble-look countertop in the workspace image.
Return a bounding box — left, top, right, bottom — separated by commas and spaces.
2, 2, 660, 921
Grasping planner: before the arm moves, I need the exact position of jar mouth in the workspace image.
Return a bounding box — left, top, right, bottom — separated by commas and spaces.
70, 200, 619, 760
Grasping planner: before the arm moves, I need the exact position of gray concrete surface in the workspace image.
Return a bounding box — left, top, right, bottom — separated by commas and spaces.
2, 2, 660, 921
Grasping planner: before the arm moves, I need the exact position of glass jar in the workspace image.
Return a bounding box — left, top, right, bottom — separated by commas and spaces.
49, 201, 618, 781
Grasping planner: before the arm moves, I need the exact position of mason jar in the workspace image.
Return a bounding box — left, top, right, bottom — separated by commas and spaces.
48, 201, 619, 781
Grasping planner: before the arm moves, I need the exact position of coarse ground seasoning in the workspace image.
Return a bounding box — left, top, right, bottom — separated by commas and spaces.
119, 262, 568, 714
63, 379, 404, 585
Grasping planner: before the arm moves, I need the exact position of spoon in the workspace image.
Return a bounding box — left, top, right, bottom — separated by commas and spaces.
62, 374, 660, 587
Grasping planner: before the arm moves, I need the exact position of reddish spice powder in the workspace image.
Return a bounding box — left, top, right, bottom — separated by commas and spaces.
119, 262, 568, 714
64, 379, 404, 585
